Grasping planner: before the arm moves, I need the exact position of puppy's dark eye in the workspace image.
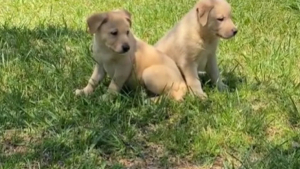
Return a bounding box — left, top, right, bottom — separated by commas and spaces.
126, 30, 130, 35
217, 17, 224, 21
111, 31, 118, 36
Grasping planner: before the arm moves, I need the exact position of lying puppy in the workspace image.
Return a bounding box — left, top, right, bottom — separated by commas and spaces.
155, 0, 237, 99
75, 10, 187, 101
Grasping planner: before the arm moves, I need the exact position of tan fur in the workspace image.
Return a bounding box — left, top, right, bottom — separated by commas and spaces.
155, 0, 237, 99
75, 10, 187, 101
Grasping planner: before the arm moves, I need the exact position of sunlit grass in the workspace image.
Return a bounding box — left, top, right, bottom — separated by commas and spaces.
0, 0, 300, 168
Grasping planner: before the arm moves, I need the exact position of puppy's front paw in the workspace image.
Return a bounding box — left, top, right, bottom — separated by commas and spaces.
100, 93, 110, 100
75, 89, 84, 96
194, 91, 208, 100
217, 82, 229, 92
75, 86, 94, 96
100, 92, 118, 100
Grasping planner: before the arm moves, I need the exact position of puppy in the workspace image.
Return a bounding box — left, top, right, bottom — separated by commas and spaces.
75, 10, 187, 101
155, 0, 237, 99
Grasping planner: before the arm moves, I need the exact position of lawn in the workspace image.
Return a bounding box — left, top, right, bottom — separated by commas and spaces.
1, 0, 300, 168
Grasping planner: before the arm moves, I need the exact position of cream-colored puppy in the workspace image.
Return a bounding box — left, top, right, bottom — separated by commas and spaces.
155, 0, 237, 99
75, 10, 187, 101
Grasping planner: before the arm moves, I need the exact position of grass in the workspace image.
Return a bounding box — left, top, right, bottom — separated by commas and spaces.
0, 0, 300, 168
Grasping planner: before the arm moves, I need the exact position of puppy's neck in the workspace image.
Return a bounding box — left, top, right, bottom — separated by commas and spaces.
199, 26, 219, 43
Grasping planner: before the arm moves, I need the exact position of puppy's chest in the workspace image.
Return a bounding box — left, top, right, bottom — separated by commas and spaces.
103, 62, 116, 77
94, 53, 118, 77
101, 56, 134, 78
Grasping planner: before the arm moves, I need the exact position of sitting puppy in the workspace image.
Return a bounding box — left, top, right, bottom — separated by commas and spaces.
155, 0, 238, 99
75, 10, 187, 101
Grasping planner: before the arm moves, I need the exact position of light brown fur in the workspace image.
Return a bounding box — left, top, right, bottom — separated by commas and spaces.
155, 0, 237, 99
75, 10, 187, 101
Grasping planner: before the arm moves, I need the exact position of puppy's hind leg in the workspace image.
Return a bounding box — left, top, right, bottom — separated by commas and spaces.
180, 62, 207, 99
142, 65, 187, 101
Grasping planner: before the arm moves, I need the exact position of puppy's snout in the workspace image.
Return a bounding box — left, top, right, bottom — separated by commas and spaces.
122, 43, 130, 52
232, 28, 238, 36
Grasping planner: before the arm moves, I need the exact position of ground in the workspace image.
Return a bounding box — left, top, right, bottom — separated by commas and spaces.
1, 0, 300, 168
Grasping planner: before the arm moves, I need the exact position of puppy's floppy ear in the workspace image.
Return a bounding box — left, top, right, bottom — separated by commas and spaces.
121, 9, 132, 27
86, 12, 108, 34
196, 1, 213, 27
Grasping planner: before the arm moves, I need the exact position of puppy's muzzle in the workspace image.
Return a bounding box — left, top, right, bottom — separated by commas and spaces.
232, 28, 238, 36
122, 43, 130, 53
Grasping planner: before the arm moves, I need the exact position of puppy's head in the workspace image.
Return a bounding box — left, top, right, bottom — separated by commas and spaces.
196, 0, 237, 39
87, 10, 132, 53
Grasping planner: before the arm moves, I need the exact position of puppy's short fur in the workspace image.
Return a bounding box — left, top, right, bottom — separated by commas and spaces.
155, 0, 237, 99
75, 10, 187, 101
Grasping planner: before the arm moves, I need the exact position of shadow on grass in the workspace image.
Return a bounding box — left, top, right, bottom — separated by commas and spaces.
0, 24, 213, 168
199, 67, 247, 91
0, 24, 94, 127
0, 24, 90, 64
0, 25, 297, 169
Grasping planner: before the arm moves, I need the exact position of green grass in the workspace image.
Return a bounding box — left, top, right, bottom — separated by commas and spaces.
1, 0, 300, 168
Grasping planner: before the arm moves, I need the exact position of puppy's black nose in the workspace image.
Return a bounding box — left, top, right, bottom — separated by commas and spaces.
232, 28, 238, 35
122, 43, 130, 52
